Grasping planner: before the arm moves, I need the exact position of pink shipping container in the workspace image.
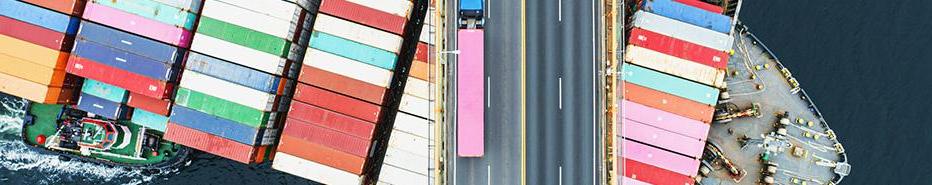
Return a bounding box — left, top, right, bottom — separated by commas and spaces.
622, 139, 701, 177
622, 100, 709, 141
623, 118, 705, 158
82, 3, 192, 47
456, 29, 484, 157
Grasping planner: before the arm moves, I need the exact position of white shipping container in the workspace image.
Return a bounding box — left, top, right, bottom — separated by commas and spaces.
624, 45, 727, 88
214, 0, 303, 21
633, 11, 734, 51
179, 70, 276, 111
393, 112, 430, 139
272, 152, 363, 185
304, 48, 393, 87
404, 77, 430, 100
387, 127, 430, 155
383, 141, 429, 173
377, 163, 429, 185
419, 24, 435, 45
202, 0, 297, 40
191, 33, 287, 75
314, 14, 403, 53
399, 94, 430, 119
346, 0, 413, 18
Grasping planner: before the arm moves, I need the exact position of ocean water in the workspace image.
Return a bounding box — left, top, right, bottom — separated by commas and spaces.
741, 0, 932, 184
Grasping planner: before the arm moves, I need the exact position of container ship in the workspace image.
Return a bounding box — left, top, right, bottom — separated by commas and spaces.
616, 0, 851, 184
0, 0, 437, 184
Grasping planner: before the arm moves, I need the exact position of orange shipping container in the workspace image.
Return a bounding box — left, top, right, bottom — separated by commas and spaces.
277, 135, 366, 175
410, 59, 431, 82
0, 72, 74, 104
0, 53, 67, 86
0, 35, 69, 70
622, 82, 714, 123
21, 0, 85, 15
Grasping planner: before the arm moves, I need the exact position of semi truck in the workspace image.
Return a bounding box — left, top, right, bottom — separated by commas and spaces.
456, 0, 485, 157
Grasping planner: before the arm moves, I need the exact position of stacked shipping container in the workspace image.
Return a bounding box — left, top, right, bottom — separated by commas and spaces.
620, 0, 736, 183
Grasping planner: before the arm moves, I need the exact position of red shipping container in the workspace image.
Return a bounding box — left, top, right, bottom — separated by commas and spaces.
66, 56, 172, 99
127, 92, 171, 115
21, 0, 85, 15
298, 65, 386, 105
622, 158, 696, 185
628, 28, 729, 69
287, 101, 375, 140
277, 135, 366, 175
281, 119, 371, 158
293, 83, 381, 123
622, 82, 713, 123
0, 16, 69, 51
320, 0, 407, 35
414, 42, 428, 63
164, 123, 267, 164
674, 0, 724, 14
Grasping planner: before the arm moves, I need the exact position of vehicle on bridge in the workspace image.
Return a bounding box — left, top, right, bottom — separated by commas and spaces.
456, 0, 485, 157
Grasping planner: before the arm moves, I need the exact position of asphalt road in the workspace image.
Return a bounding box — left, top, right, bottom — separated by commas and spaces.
525, 0, 602, 184
444, 0, 523, 184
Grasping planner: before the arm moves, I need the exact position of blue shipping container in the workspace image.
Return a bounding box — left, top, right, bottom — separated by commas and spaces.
77, 93, 130, 120
81, 79, 129, 103
0, 1, 80, 34
77, 21, 182, 64
132, 108, 168, 132
169, 105, 265, 146
73, 39, 179, 81
642, 0, 731, 34
310, 31, 397, 70
185, 51, 281, 94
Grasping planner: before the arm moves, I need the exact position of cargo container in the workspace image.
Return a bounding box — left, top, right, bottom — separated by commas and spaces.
179, 70, 277, 112
378, 163, 429, 185
93, 0, 197, 29
623, 139, 700, 177
633, 11, 732, 51
387, 127, 430, 156
410, 58, 431, 81
313, 14, 403, 53
1, 1, 80, 34
457, 29, 484, 157
76, 93, 129, 120
276, 135, 366, 174
190, 33, 289, 75
419, 24, 435, 45
674, 0, 723, 14
151, 0, 202, 12
622, 158, 696, 185
346, 0, 413, 18
623, 118, 705, 157
0, 53, 66, 87
174, 87, 271, 128
0, 16, 69, 51
383, 139, 429, 173
393, 112, 431, 139
271, 152, 363, 184
186, 51, 282, 94
320, 0, 408, 35
287, 102, 375, 140
83, 3, 192, 47
628, 28, 728, 69
165, 123, 269, 164
170, 105, 271, 146
127, 92, 171, 115
72, 39, 179, 81
76, 22, 183, 64
298, 65, 386, 105
293, 83, 381, 123
310, 31, 397, 70
0, 72, 75, 104
641, 0, 732, 33
622, 100, 709, 140
131, 108, 169, 132
622, 63, 719, 105
303, 48, 393, 88
20, 0, 86, 15
405, 77, 431, 100
415, 42, 430, 63
195, 16, 291, 57
399, 94, 430, 119
281, 119, 370, 157
214, 0, 308, 21
620, 177, 651, 185
625, 45, 726, 88
66, 56, 171, 99
622, 82, 714, 123
0, 34, 68, 70
81, 79, 128, 103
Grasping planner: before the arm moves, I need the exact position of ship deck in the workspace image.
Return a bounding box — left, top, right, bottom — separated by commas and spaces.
699, 24, 849, 185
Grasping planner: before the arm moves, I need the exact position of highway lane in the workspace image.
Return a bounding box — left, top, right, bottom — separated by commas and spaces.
445, 0, 523, 184
526, 0, 602, 184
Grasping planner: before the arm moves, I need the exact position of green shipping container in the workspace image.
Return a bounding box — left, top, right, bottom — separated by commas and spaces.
173, 87, 271, 128
622, 63, 720, 105
81, 79, 128, 103
131, 108, 168, 132
310, 31, 397, 70
196, 16, 289, 57
94, 0, 197, 30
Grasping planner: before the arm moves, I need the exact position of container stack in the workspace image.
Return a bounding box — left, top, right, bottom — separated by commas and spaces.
619, 0, 734, 184
0, 1, 82, 104
271, 0, 421, 184
164, 0, 313, 164
377, 3, 437, 184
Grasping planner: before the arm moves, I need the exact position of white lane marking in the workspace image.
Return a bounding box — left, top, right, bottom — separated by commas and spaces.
487, 0, 492, 19
558, 77, 563, 109
487, 76, 491, 108
558, 0, 562, 22
487, 164, 492, 185
558, 165, 563, 185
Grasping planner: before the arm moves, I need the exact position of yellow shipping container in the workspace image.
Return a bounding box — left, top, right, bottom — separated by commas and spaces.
0, 53, 67, 86
0, 71, 74, 104
0, 34, 67, 69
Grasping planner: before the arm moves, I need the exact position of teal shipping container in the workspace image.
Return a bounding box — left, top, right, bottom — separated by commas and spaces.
93, 0, 198, 30
623, 63, 719, 105
81, 79, 129, 103
132, 108, 169, 132
309, 31, 397, 70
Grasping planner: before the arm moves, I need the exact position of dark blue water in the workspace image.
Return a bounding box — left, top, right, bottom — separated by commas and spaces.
741, 0, 932, 184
